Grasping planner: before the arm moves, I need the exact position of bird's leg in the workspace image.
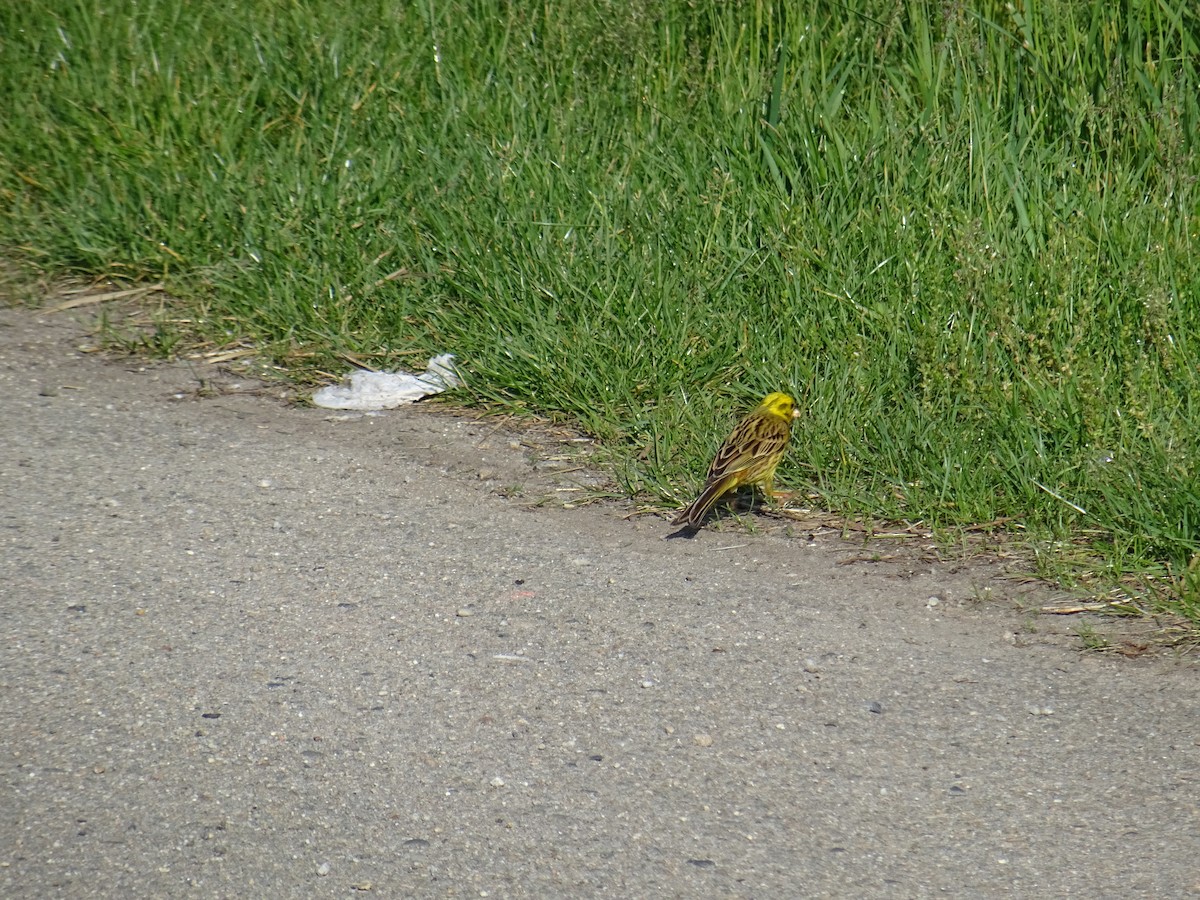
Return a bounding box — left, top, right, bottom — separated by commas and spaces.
763, 476, 799, 506
761, 476, 794, 506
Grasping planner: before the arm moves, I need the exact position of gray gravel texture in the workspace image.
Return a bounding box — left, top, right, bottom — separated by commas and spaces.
2, 304, 1198, 899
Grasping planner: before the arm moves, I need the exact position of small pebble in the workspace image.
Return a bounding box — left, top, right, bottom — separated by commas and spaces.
693, 734, 714, 747
317, 862, 331, 876
490, 777, 505, 787
802, 658, 820, 673
455, 608, 473, 617
1026, 705, 1054, 716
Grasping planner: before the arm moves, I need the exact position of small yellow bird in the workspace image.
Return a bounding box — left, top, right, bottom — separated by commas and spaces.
672, 392, 800, 529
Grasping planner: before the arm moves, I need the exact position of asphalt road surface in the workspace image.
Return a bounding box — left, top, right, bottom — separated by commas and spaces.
2, 302, 1198, 898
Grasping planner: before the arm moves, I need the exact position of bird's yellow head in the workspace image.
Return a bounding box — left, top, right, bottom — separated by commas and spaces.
757, 392, 800, 420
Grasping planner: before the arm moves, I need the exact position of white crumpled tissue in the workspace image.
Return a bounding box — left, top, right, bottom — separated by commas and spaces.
312, 354, 462, 410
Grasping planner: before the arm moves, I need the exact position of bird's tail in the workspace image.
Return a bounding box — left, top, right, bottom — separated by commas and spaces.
671, 475, 737, 529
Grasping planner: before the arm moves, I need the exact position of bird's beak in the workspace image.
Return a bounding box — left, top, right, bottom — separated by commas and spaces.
792, 408, 801, 418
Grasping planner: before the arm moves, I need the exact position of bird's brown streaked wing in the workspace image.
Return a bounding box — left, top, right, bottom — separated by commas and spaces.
706, 413, 790, 480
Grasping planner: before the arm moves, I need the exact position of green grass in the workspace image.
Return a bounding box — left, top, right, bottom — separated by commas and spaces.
3, 1, 1199, 626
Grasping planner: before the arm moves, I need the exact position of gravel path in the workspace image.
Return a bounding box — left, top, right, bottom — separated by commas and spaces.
2, 303, 1197, 898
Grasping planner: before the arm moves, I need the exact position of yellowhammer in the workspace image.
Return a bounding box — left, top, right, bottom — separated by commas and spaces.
672, 392, 800, 529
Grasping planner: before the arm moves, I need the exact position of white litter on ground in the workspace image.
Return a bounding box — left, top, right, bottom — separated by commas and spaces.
312, 354, 462, 410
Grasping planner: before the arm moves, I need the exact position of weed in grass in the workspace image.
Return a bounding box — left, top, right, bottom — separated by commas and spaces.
1076, 622, 1112, 652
